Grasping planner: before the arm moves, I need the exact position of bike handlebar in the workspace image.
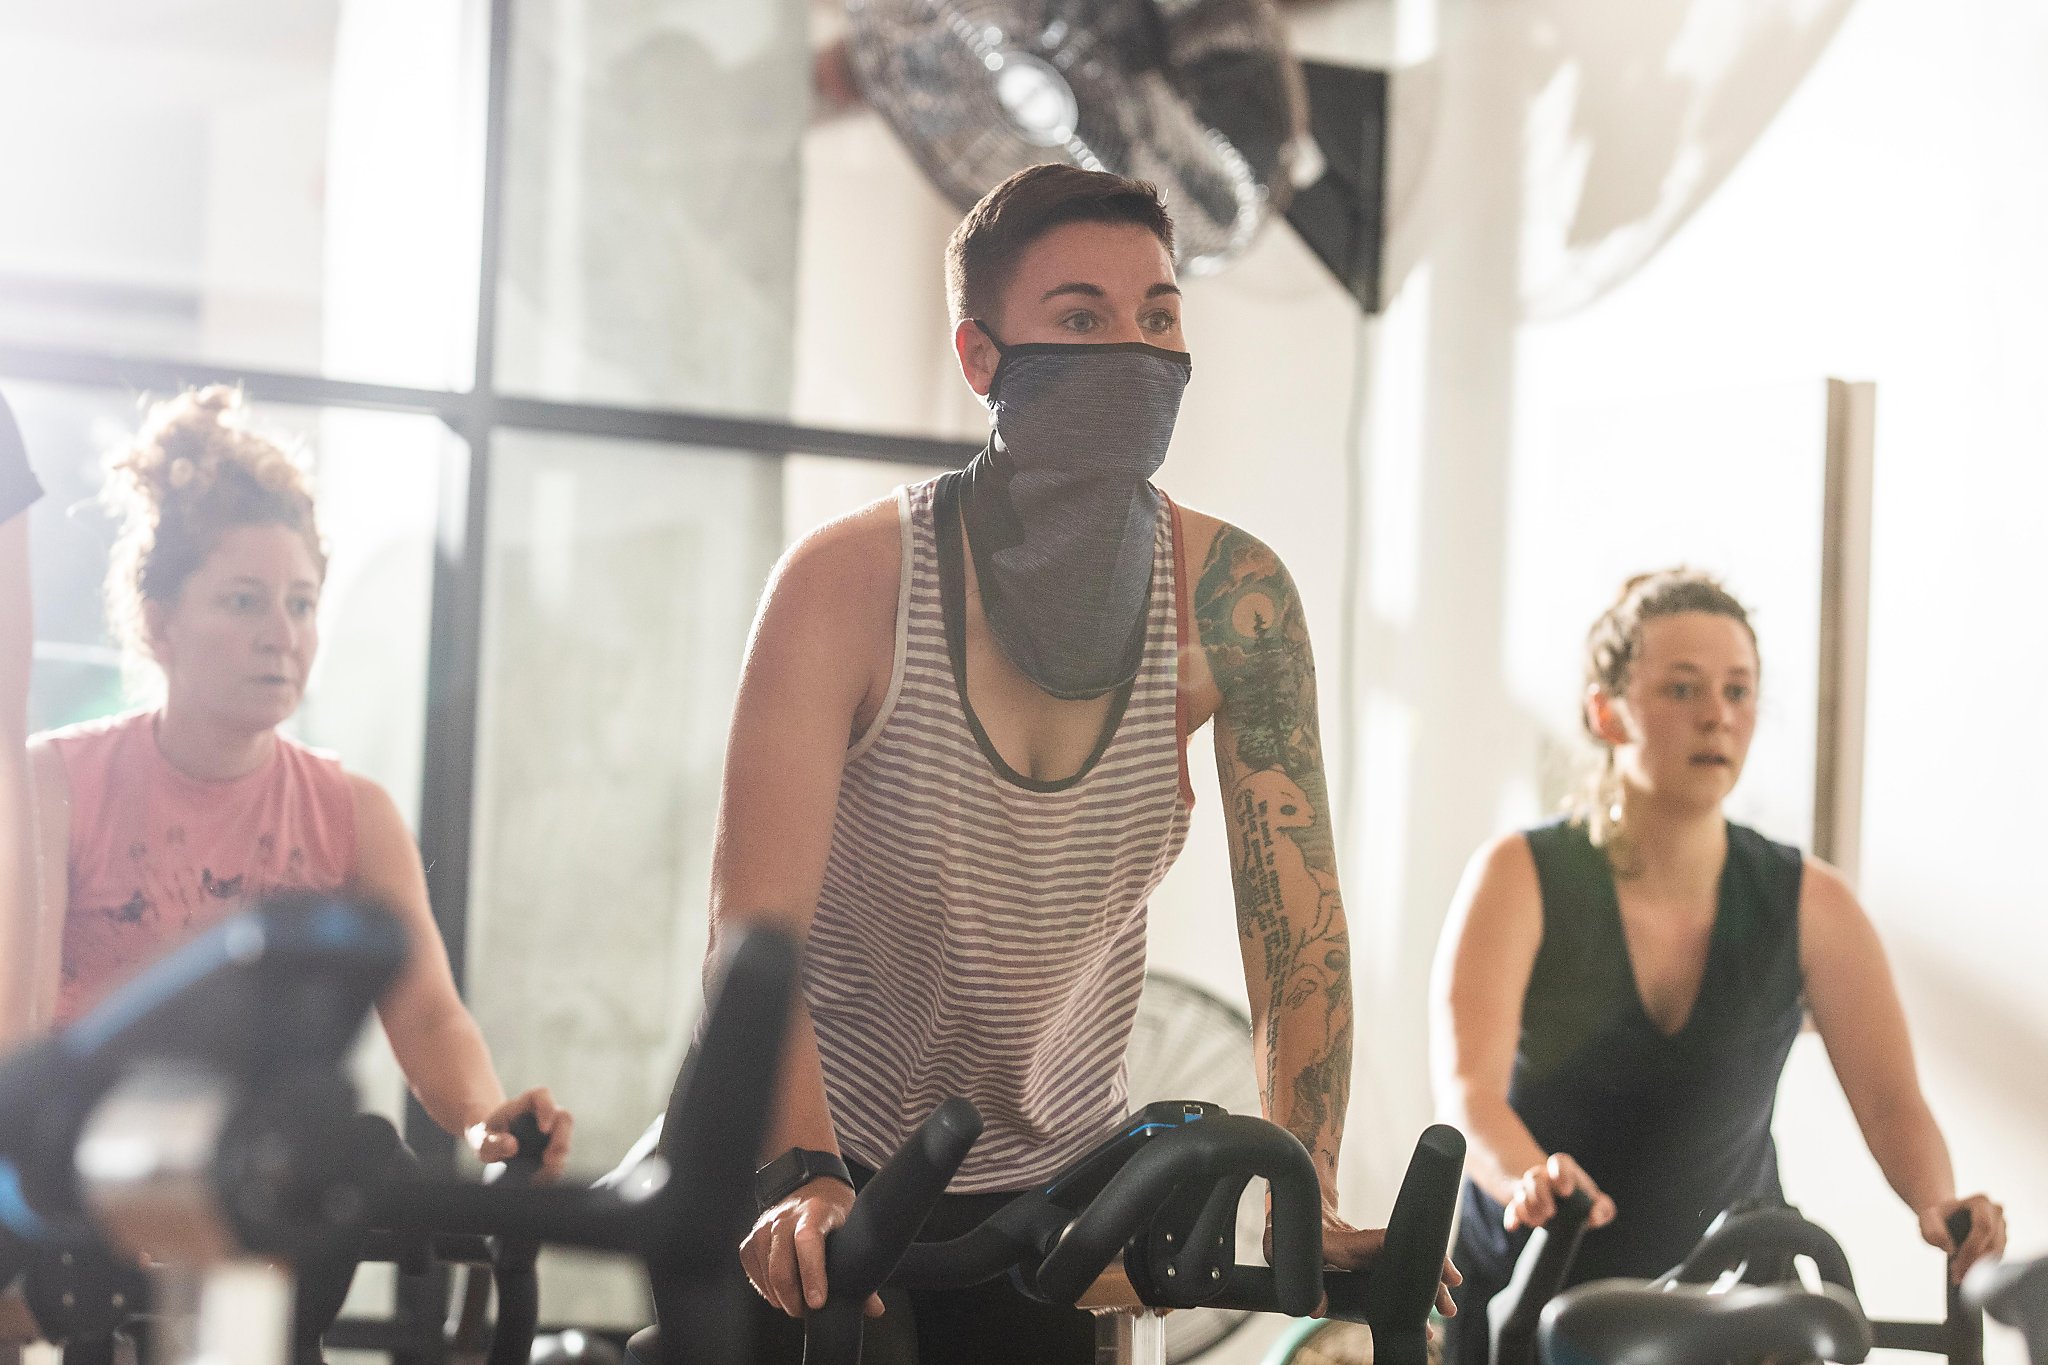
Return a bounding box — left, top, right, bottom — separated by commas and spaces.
804, 1099, 983, 1363
1490, 1189, 1595, 1365
803, 1112, 1464, 1365
1036, 1112, 1324, 1313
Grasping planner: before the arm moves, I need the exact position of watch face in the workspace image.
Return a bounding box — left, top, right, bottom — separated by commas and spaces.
756, 1149, 851, 1209
756, 1150, 804, 1208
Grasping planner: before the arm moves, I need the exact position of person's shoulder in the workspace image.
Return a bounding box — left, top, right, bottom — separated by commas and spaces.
1466, 828, 1545, 901
1794, 852, 1863, 926
340, 768, 400, 822
759, 494, 907, 662
773, 494, 903, 607
1171, 504, 1287, 580
277, 730, 358, 808
1725, 819, 1806, 913
1726, 819, 1803, 868
1521, 815, 1596, 861
32, 707, 151, 762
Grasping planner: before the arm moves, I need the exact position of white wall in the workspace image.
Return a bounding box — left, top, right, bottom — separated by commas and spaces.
791, 2, 2047, 1359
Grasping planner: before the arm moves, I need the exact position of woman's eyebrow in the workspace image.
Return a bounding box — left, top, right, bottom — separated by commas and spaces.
1040, 282, 1106, 302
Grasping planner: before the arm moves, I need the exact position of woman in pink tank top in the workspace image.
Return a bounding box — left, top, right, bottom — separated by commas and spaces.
20, 387, 573, 1176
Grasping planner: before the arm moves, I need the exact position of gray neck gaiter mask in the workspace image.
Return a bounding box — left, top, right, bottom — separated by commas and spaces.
960, 321, 1193, 700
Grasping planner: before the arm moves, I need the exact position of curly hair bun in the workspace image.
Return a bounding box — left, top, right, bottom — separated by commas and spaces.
103, 386, 327, 666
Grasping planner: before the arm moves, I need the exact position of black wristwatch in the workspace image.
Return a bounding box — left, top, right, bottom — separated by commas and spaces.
755, 1147, 854, 1210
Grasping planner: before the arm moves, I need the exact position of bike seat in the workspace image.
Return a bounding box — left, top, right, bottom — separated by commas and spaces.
1540, 1280, 1872, 1365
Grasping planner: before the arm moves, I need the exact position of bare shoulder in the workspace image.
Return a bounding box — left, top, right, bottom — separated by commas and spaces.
1798, 854, 1878, 950
1174, 505, 1289, 585
1176, 506, 1302, 643
1457, 833, 1542, 927
1174, 506, 1307, 728
744, 493, 906, 729
762, 495, 902, 639
344, 770, 402, 823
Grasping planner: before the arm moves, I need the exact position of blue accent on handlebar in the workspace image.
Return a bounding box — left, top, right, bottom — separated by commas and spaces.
0, 1159, 51, 1241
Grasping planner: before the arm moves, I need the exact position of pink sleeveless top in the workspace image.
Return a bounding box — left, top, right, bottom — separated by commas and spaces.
48, 709, 358, 1025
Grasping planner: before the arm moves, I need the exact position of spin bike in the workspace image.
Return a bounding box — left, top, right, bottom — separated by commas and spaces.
618, 1099, 1467, 1365
0, 890, 803, 1365
1490, 1192, 1982, 1365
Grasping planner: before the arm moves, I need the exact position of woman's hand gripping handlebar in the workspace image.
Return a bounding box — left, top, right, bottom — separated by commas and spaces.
800, 1099, 983, 1364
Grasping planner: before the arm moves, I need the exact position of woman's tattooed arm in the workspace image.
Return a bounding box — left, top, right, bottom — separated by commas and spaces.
1195, 522, 1354, 1197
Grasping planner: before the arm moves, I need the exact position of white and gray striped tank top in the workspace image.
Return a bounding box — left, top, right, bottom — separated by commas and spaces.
807, 474, 1194, 1192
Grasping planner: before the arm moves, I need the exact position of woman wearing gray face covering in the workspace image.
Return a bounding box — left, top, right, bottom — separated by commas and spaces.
709, 164, 1456, 1365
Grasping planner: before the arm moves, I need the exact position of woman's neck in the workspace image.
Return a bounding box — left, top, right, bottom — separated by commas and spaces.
1614, 790, 1725, 892
153, 703, 277, 782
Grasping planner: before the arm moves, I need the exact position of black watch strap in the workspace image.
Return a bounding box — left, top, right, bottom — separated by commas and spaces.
754, 1147, 854, 1210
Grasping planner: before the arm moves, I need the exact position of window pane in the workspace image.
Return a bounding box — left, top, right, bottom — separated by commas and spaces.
465, 429, 783, 1322
0, 1, 483, 390
494, 1, 808, 419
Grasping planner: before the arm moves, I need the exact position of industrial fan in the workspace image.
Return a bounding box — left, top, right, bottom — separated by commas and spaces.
841, 0, 1392, 310
1123, 971, 1264, 1361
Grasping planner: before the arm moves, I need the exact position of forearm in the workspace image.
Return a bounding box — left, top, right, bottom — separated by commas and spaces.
379, 1000, 507, 1139
1445, 1086, 1549, 1206
1257, 966, 1353, 1206
759, 995, 840, 1161
1856, 1091, 1956, 1213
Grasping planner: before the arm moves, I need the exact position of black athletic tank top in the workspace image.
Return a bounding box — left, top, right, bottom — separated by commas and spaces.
1445, 819, 1805, 1365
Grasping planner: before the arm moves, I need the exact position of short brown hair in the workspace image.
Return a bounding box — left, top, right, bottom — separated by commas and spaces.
104, 385, 326, 668
1571, 568, 1758, 848
944, 164, 1176, 325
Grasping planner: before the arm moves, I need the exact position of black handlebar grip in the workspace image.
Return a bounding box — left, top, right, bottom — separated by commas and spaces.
1946, 1208, 1984, 1365
829, 1098, 984, 1297
502, 1111, 550, 1181
805, 1098, 984, 1365
1353, 1124, 1466, 1319
1489, 1188, 1593, 1365
485, 1111, 551, 1365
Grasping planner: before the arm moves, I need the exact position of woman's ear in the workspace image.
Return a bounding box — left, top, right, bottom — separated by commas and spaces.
1585, 685, 1631, 747
954, 318, 999, 399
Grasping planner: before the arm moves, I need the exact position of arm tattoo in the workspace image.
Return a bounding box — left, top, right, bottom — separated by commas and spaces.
1195, 526, 1354, 1185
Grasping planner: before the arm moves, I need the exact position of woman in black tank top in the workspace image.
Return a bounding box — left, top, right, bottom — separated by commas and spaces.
1429, 570, 2005, 1365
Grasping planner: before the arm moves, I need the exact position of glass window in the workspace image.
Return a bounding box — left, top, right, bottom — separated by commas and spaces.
464, 428, 783, 1322
495, 1, 809, 419
0, 1, 484, 390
